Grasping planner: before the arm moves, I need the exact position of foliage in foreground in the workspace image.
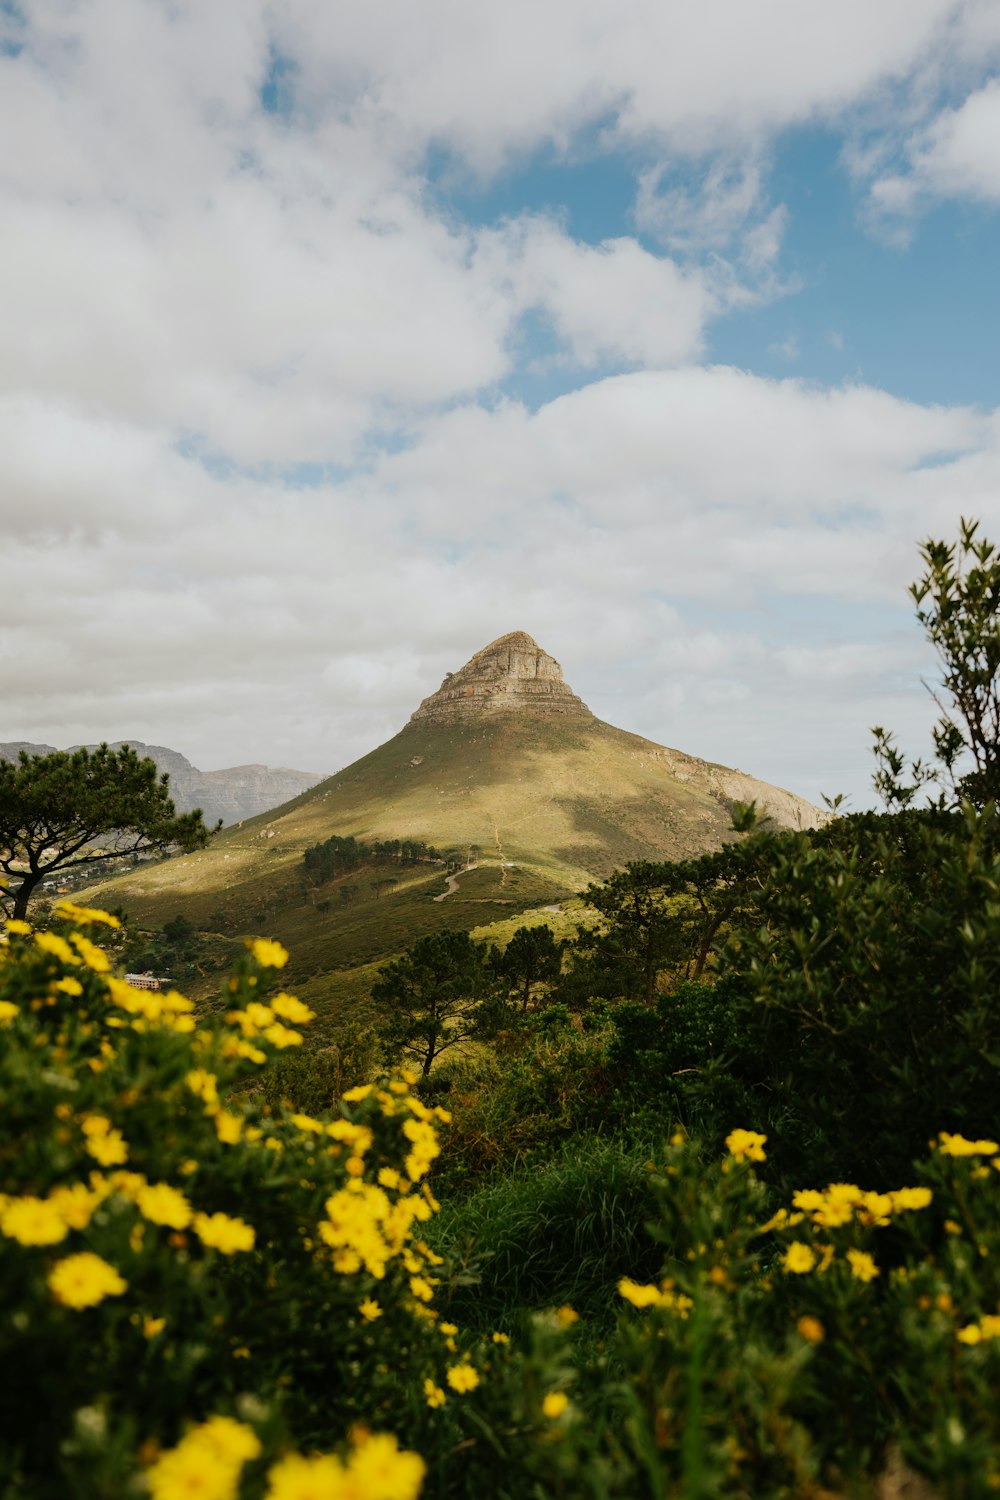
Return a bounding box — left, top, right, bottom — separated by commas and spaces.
3, 908, 1000, 1498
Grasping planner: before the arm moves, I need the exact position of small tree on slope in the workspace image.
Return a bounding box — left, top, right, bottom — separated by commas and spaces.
0, 744, 215, 921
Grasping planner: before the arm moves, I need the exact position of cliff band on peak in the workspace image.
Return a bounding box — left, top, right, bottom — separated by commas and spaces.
409, 631, 593, 724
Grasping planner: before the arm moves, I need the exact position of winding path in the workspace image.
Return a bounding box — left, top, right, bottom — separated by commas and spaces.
433, 862, 479, 901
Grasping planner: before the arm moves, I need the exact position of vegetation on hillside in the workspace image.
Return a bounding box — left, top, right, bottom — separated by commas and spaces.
0, 744, 216, 921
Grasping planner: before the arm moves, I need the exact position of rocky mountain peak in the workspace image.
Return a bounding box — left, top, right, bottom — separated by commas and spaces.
409, 632, 593, 724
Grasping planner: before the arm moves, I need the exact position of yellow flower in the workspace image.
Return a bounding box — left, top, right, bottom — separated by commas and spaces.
264, 1452, 345, 1500
48, 1252, 127, 1309
4, 918, 32, 935
446, 1363, 480, 1393
796, 1315, 825, 1344
402, 1117, 440, 1180
409, 1275, 435, 1302
54, 901, 120, 928
149, 1418, 259, 1500
84, 1128, 129, 1167
144, 1316, 167, 1338
424, 1378, 446, 1408
791, 1189, 824, 1213
248, 937, 289, 968
846, 1248, 880, 1283
492, 1331, 510, 1344
957, 1323, 982, 1345
54, 978, 83, 996
781, 1242, 817, 1275
263, 1022, 303, 1049
1, 1195, 69, 1246
34, 931, 80, 965
938, 1132, 1000, 1157
136, 1182, 193, 1230
347, 1431, 426, 1500
69, 933, 110, 972
542, 1392, 569, 1420
186, 1070, 220, 1107
0, 1000, 19, 1024
618, 1278, 663, 1308
193, 1212, 255, 1254
48, 1183, 99, 1230
359, 1298, 383, 1321
556, 1305, 580, 1329
890, 1186, 933, 1212
725, 1128, 767, 1163
859, 1191, 893, 1226
270, 992, 316, 1025
194, 1417, 262, 1467
215, 1111, 243, 1145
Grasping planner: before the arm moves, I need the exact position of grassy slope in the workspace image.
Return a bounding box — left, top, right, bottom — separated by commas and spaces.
81, 714, 752, 1029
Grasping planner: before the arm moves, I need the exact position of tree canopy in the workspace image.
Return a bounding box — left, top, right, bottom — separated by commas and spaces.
874, 517, 1000, 810
489, 924, 563, 1010
0, 744, 215, 920
371, 929, 490, 1076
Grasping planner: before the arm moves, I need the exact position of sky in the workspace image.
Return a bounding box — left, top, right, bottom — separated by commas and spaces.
3, 0, 1000, 810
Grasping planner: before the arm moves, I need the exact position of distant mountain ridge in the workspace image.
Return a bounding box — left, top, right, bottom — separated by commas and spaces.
0, 740, 324, 828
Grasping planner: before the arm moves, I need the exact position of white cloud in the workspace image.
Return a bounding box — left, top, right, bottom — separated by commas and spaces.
635, 157, 767, 251
3, 1, 1000, 811
4, 367, 996, 808
275, 0, 972, 161
479, 220, 714, 367
900, 77, 1000, 205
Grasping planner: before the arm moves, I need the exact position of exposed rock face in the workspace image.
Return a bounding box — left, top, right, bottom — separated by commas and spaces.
0, 741, 324, 828
410, 631, 593, 724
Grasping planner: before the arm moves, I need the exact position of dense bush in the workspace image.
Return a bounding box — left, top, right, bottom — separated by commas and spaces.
0, 903, 465, 1497
3, 906, 1000, 1497
706, 802, 1000, 1189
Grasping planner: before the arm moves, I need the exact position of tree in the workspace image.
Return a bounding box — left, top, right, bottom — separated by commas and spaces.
874, 517, 1000, 809
490, 924, 563, 1010
371, 929, 490, 1075
570, 862, 688, 1005
163, 914, 196, 947
688, 521, 1000, 1186
564, 823, 778, 1006
0, 744, 215, 921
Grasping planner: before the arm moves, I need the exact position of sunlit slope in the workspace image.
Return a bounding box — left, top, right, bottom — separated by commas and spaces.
85, 712, 817, 943
81, 633, 823, 1021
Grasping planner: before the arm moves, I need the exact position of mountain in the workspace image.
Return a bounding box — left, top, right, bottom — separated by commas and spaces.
77, 633, 825, 1026
0, 740, 324, 827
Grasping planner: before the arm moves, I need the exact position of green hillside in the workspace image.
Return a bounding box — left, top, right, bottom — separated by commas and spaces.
82, 711, 813, 1022
81, 634, 821, 1026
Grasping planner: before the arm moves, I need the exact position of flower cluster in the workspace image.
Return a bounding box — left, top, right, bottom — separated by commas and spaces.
147, 1418, 425, 1500
0, 907, 478, 1497
760, 1177, 935, 1285
617, 1277, 694, 1316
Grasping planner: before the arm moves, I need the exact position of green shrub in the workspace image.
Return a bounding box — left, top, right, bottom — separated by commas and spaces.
712, 803, 1000, 1189
0, 903, 466, 1498
429, 1136, 663, 1329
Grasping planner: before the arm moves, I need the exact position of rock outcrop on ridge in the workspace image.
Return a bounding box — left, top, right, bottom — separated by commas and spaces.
409, 631, 592, 723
